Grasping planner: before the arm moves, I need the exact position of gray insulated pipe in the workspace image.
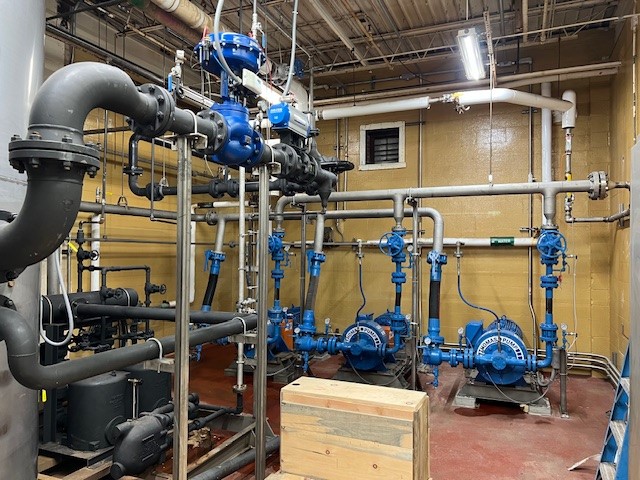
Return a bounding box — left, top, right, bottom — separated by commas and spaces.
0, 306, 257, 390
2, 62, 226, 283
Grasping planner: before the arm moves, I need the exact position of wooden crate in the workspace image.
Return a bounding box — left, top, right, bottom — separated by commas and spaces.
266, 473, 313, 479
280, 377, 429, 480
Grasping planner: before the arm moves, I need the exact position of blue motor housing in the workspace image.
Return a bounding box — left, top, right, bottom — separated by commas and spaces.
196, 32, 265, 77
209, 101, 263, 167
467, 317, 528, 386
341, 320, 388, 372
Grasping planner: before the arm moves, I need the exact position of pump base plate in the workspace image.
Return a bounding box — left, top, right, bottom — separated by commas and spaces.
333, 360, 411, 389
453, 380, 552, 416
224, 353, 298, 384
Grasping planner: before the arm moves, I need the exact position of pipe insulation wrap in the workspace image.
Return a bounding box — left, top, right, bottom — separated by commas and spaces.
561, 90, 577, 129
0, 307, 257, 390
455, 88, 572, 112
319, 96, 431, 120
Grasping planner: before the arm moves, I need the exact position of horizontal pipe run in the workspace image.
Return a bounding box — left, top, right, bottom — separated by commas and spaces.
286, 237, 537, 249
318, 96, 431, 120
453, 88, 573, 112
275, 179, 605, 228
79, 202, 208, 222
0, 307, 257, 390
75, 305, 255, 324
566, 208, 630, 223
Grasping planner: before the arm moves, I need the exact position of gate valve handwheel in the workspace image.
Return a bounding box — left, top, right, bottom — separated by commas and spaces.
536, 230, 567, 261
379, 232, 404, 257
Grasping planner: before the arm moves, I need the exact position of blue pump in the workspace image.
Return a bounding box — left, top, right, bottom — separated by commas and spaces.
295, 229, 412, 374
421, 227, 567, 387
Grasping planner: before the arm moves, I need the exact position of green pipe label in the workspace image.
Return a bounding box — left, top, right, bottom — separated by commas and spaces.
490, 236, 515, 246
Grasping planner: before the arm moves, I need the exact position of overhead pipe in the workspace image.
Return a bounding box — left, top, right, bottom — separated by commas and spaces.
148, 0, 228, 33
313, 63, 619, 107
316, 87, 572, 121
454, 87, 572, 112
2, 61, 223, 282
0, 307, 256, 390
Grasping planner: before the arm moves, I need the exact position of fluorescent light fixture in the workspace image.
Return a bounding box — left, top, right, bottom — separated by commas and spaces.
457, 28, 486, 81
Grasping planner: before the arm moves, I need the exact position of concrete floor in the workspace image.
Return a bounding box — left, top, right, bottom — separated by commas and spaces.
189, 344, 615, 480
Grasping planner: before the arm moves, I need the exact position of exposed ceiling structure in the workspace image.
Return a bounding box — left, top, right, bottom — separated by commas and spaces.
48, 0, 633, 102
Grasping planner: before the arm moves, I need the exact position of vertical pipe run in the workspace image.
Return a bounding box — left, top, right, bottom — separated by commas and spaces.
527, 99, 538, 358
172, 136, 192, 480
299, 205, 307, 308
255, 164, 270, 480
411, 202, 419, 390
238, 167, 246, 306
560, 347, 568, 417
541, 82, 553, 225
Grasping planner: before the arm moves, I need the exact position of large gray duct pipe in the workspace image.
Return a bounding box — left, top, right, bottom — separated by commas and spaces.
0, 307, 256, 390
0, 0, 44, 477
2, 62, 225, 282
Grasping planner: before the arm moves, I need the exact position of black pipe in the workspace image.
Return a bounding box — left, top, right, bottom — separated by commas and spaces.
126, 135, 302, 201
395, 291, 402, 309
202, 274, 219, 309
41, 288, 139, 324
428, 280, 440, 320
189, 436, 280, 480
0, 306, 257, 390
74, 305, 254, 325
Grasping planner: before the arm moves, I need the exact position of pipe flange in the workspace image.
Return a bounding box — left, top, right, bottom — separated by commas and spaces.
588, 171, 608, 200
8, 137, 100, 177
197, 110, 228, 155
128, 84, 174, 138
0, 295, 17, 311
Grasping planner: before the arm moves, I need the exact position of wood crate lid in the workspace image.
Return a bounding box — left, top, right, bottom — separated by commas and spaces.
281, 377, 428, 419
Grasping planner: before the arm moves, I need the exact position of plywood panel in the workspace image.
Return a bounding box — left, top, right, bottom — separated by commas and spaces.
280, 378, 428, 480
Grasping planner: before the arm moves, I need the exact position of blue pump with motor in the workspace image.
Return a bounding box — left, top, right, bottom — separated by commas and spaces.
421, 227, 567, 387
295, 227, 412, 375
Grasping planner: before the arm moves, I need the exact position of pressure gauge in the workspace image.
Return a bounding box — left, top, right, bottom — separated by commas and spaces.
294, 327, 301, 335
423, 336, 432, 346
324, 318, 331, 325
561, 323, 568, 331
407, 245, 414, 253
457, 327, 464, 336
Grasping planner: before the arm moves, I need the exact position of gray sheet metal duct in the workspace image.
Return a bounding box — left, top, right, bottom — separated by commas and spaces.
0, 307, 256, 390
2, 62, 225, 283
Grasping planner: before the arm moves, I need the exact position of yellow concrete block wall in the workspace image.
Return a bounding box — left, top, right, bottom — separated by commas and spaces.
275, 80, 614, 359
69, 75, 628, 363
608, 19, 635, 369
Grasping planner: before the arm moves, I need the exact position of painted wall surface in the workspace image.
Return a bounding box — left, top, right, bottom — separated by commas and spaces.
609, 21, 635, 368
272, 79, 615, 358
40, 0, 627, 360
69, 80, 620, 360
